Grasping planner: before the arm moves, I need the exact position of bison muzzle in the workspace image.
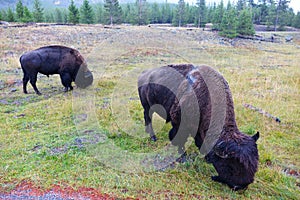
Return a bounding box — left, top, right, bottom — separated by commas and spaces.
138, 64, 259, 190
20, 45, 93, 95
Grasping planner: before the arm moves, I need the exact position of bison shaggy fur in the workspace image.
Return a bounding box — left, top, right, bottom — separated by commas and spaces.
138, 64, 259, 190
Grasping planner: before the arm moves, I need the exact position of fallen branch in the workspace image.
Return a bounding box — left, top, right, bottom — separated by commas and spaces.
243, 103, 281, 123
237, 34, 281, 43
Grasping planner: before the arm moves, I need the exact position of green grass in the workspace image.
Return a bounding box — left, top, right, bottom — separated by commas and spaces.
0, 25, 299, 199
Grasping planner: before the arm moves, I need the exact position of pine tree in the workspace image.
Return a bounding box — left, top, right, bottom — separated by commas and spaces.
16, 0, 24, 22
266, 2, 276, 30
44, 11, 55, 23
174, 0, 185, 27
1, 10, 7, 21
33, 0, 44, 22
62, 9, 68, 23
292, 11, 300, 28
212, 0, 224, 30
237, 9, 255, 35
55, 8, 63, 23
68, 0, 80, 24
207, 2, 216, 23
22, 6, 33, 23
135, 0, 149, 25
7, 8, 15, 22
95, 4, 104, 24
80, 0, 95, 24
161, 1, 172, 23
185, 3, 195, 24
256, 0, 269, 24
104, 0, 122, 25
274, 0, 290, 31
196, 0, 206, 28
219, 6, 238, 38
123, 4, 134, 24
150, 2, 161, 23
237, 0, 247, 11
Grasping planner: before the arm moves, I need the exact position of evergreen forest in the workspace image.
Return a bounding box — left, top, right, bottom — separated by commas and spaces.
1, 0, 299, 38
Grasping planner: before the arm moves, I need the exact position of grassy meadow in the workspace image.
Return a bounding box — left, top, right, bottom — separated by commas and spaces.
0, 24, 299, 199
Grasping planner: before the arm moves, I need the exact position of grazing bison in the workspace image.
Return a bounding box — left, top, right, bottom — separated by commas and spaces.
20, 45, 93, 95
138, 64, 259, 190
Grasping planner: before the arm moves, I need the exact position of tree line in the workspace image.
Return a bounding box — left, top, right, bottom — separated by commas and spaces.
0, 0, 299, 38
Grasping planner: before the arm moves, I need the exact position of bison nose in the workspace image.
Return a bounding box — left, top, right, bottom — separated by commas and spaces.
231, 185, 248, 191
204, 154, 211, 163
84, 71, 92, 78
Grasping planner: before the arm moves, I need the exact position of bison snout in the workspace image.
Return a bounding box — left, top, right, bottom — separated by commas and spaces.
75, 70, 93, 88
84, 71, 93, 78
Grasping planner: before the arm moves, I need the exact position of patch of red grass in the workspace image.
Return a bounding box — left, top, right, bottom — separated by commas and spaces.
1, 181, 127, 200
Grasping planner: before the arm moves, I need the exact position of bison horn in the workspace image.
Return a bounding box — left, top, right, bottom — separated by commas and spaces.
252, 131, 260, 142
214, 141, 229, 159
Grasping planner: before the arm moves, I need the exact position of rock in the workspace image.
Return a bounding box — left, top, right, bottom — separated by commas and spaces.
285, 36, 293, 42
0, 21, 9, 25
10, 88, 17, 93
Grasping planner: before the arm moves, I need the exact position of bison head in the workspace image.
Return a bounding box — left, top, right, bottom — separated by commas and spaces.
75, 66, 93, 88
205, 132, 259, 191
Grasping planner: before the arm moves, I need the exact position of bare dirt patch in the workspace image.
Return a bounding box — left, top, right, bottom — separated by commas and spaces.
0, 181, 119, 200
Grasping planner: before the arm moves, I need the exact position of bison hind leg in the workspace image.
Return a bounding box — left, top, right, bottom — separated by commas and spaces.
28, 72, 41, 95
22, 73, 29, 94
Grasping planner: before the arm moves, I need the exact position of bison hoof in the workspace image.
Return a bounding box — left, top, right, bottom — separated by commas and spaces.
36, 92, 42, 95
176, 152, 187, 163
150, 135, 157, 142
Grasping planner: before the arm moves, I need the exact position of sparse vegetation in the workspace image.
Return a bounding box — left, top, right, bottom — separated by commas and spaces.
0, 25, 299, 199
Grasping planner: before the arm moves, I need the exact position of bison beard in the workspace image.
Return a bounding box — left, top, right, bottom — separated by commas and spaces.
20, 45, 93, 95
138, 64, 259, 191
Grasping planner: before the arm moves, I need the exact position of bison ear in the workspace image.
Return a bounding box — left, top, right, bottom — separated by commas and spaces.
252, 132, 260, 142
70, 49, 74, 54
214, 141, 230, 159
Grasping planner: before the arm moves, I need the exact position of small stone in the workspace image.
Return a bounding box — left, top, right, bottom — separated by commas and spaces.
10, 88, 17, 92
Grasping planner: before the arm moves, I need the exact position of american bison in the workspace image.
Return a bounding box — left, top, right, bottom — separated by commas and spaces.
20, 45, 93, 95
138, 64, 259, 190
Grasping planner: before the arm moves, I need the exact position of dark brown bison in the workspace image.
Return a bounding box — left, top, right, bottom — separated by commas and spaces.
138, 64, 259, 190
20, 45, 93, 95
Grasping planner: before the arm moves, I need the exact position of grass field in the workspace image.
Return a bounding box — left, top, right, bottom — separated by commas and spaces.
0, 24, 299, 199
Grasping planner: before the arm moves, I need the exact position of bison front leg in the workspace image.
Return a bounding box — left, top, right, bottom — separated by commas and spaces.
169, 127, 187, 163
60, 73, 73, 92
